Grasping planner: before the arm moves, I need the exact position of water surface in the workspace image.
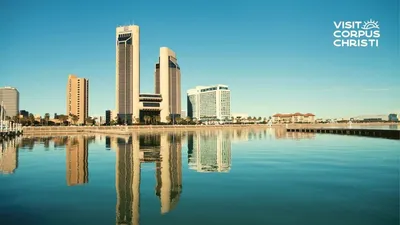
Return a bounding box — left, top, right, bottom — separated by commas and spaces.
0, 128, 399, 225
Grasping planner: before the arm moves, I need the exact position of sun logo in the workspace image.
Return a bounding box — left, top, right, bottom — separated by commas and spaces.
362, 19, 379, 30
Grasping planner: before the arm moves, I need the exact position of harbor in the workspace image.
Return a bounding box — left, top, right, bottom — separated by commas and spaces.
286, 128, 400, 140
0, 120, 23, 141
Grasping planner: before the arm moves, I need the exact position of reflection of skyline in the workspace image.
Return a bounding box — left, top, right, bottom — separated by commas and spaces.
0, 137, 21, 174
66, 136, 89, 186
188, 130, 231, 173
115, 132, 182, 225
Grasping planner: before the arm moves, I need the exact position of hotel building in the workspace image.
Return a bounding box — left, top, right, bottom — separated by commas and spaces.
67, 75, 89, 125
115, 25, 140, 124
272, 112, 315, 123
0, 87, 19, 118
187, 84, 231, 121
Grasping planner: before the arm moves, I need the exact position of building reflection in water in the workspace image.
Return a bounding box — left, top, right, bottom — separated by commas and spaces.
187, 130, 231, 173
115, 132, 182, 225
0, 137, 21, 175
66, 136, 89, 186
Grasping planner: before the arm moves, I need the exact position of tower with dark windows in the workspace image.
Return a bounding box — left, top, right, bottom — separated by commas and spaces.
155, 47, 181, 123
115, 25, 140, 124
115, 25, 181, 124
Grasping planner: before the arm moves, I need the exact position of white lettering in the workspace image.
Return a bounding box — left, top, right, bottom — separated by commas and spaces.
333, 21, 343, 29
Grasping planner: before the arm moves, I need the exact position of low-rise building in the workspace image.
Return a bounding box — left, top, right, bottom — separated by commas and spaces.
272, 112, 316, 123
388, 114, 398, 122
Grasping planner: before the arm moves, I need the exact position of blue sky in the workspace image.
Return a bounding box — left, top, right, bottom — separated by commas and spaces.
0, 0, 399, 118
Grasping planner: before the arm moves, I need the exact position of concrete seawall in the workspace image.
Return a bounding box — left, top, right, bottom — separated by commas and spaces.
21, 122, 398, 135
22, 124, 275, 134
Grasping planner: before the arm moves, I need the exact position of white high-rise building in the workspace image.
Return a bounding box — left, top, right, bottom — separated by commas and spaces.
115, 25, 140, 124
187, 84, 230, 121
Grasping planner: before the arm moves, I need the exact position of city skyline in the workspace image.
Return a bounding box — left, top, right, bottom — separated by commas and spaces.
1, 0, 399, 118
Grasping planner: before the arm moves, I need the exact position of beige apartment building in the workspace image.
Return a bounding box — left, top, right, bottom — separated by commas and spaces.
67, 75, 89, 125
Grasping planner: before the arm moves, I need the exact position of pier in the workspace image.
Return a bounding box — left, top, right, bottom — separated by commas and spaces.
0, 102, 23, 142
286, 128, 400, 140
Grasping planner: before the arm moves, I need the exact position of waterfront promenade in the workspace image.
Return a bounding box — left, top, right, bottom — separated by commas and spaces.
20, 122, 398, 135
22, 124, 273, 135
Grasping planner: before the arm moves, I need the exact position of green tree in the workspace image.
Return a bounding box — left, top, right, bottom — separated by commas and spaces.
29, 113, 35, 125
253, 116, 257, 120
58, 114, 68, 125
44, 113, 50, 126
156, 115, 161, 124
258, 116, 262, 121
12, 115, 20, 123
175, 116, 182, 124
185, 116, 191, 124
166, 116, 171, 124
85, 117, 94, 125
71, 114, 79, 125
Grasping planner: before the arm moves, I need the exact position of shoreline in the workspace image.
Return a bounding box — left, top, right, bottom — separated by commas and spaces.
20, 123, 398, 135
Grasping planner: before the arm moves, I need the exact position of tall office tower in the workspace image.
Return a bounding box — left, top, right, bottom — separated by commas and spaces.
116, 25, 140, 124
66, 136, 88, 186
0, 87, 19, 118
115, 136, 140, 225
155, 47, 181, 123
187, 84, 231, 121
67, 75, 89, 125
155, 133, 182, 214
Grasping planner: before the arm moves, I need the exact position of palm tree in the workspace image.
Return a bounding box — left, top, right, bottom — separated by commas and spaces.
85, 117, 93, 125
29, 113, 35, 125
156, 115, 161, 124
143, 115, 149, 124
72, 115, 79, 125
12, 115, 19, 123
166, 116, 171, 124
176, 117, 182, 124
258, 116, 262, 121
58, 114, 67, 125
44, 113, 50, 126
185, 116, 191, 124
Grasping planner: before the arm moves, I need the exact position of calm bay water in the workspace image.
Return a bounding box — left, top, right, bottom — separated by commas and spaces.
0, 128, 399, 225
